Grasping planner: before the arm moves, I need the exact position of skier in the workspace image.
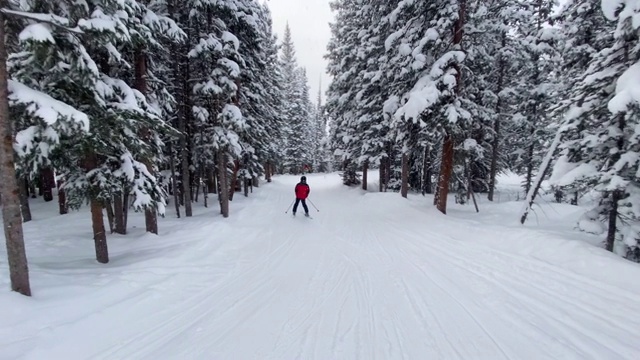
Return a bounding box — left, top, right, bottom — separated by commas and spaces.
293, 176, 310, 217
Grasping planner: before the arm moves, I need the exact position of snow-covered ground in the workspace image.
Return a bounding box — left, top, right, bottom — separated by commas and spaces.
1, 172, 640, 359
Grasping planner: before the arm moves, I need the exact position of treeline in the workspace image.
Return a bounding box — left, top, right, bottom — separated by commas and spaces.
325, 0, 640, 261
0, 0, 326, 296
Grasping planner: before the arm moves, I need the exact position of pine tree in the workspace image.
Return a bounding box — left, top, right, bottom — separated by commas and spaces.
326, 0, 365, 186
545, 0, 640, 260
9, 0, 172, 263
280, 25, 314, 174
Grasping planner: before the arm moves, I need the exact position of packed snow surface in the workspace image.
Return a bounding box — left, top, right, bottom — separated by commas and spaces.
1, 172, 640, 359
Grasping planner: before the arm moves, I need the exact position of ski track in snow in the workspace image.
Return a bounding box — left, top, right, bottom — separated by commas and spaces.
2, 173, 640, 359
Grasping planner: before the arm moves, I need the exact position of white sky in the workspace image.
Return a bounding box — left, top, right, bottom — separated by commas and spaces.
265, 0, 333, 105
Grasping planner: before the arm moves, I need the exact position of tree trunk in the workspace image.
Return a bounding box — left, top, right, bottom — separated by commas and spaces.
179, 41, 193, 216
524, 123, 536, 195
362, 161, 368, 191
113, 193, 126, 234
422, 146, 432, 195
436, 0, 465, 214
18, 177, 31, 222
488, 31, 506, 202
0, 15, 31, 296
58, 178, 67, 214
379, 157, 385, 192
41, 167, 55, 202
194, 172, 201, 202
123, 192, 129, 231
206, 167, 216, 192
605, 191, 620, 252
203, 170, 209, 208
134, 48, 158, 234
91, 198, 109, 264
28, 180, 36, 199
105, 201, 115, 234
229, 160, 240, 201
401, 153, 409, 198
180, 143, 192, 216
169, 142, 181, 218
436, 135, 455, 214
265, 162, 272, 183
217, 150, 230, 217
85, 151, 109, 264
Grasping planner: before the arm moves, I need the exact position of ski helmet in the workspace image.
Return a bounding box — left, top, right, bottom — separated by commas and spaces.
301, 176, 307, 182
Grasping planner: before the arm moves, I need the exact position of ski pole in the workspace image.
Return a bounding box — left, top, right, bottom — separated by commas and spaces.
285, 199, 295, 213
307, 198, 320, 212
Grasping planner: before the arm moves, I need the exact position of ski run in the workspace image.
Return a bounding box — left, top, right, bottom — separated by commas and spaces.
2, 172, 640, 359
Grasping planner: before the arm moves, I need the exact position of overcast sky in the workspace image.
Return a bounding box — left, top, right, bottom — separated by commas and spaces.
266, 0, 333, 105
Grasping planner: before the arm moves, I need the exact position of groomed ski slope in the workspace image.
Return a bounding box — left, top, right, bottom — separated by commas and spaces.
2, 172, 640, 359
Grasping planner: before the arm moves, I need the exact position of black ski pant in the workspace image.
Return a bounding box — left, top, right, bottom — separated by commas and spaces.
293, 198, 309, 214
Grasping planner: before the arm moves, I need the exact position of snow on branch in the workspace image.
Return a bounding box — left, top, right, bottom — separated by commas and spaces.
1, 8, 83, 33
609, 62, 640, 113
8, 80, 89, 130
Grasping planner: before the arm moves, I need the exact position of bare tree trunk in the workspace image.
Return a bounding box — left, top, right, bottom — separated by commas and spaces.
229, 160, 240, 201
180, 142, 192, 216
180, 45, 193, 216
91, 198, 108, 264
169, 142, 180, 218
211, 161, 218, 194
265, 162, 272, 183
85, 151, 109, 263
203, 171, 208, 208
58, 178, 67, 214
134, 48, 158, 234
384, 145, 392, 191
401, 153, 409, 198
379, 157, 385, 192
422, 146, 432, 195
123, 192, 129, 231
194, 172, 201, 202
105, 201, 115, 234
243, 173, 249, 197
207, 167, 216, 192
436, 135, 455, 214
217, 150, 230, 217
19, 177, 31, 222
0, 16, 31, 295
488, 32, 506, 202
606, 191, 620, 252
362, 161, 368, 191
41, 167, 55, 202
113, 193, 126, 234
28, 180, 36, 199
436, 0, 465, 214
524, 123, 536, 195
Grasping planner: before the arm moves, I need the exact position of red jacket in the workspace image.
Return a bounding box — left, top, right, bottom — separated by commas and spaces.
295, 183, 310, 199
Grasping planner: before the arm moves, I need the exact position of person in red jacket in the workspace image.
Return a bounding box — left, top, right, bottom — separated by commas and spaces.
293, 176, 310, 216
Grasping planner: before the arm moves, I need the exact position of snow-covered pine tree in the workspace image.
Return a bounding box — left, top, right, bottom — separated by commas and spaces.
351, 0, 398, 191
326, 0, 365, 186
508, 0, 560, 195
9, 0, 171, 263
547, 0, 615, 204
545, 0, 640, 261
239, 3, 284, 186
280, 25, 314, 175
385, 0, 471, 213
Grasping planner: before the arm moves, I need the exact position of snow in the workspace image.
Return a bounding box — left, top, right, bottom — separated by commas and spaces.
609, 62, 640, 113
8, 80, 90, 131
18, 23, 54, 43
222, 31, 240, 51
2, 172, 640, 359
